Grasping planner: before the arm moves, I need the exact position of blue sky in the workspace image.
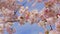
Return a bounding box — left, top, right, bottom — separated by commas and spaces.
4, 0, 55, 34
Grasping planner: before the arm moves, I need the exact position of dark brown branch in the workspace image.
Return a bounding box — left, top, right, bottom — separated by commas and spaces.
50, 25, 53, 31
6, 19, 20, 22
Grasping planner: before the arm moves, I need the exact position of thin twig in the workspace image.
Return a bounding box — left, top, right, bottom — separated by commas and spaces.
50, 25, 53, 31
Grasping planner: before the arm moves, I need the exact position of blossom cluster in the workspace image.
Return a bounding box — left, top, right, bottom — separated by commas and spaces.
0, 0, 60, 34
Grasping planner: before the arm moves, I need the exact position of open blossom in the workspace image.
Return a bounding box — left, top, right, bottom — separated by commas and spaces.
24, 7, 30, 20
5, 22, 16, 34
29, 15, 35, 24
2, 8, 14, 16
46, 16, 57, 25
49, 20, 60, 34
19, 6, 25, 15
29, 10, 39, 24
24, 11, 30, 22
18, 16, 25, 25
